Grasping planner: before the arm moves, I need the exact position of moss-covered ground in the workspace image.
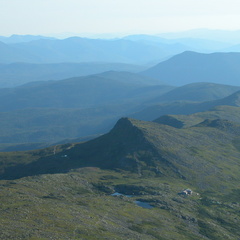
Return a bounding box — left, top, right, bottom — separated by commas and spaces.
0, 168, 239, 239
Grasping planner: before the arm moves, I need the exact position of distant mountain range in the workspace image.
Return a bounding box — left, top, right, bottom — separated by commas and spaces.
0, 41, 37, 63
0, 71, 173, 148
0, 33, 238, 65
0, 62, 146, 88
0, 37, 188, 64
2, 50, 240, 88
0, 71, 168, 112
124, 34, 232, 52
0, 34, 55, 44
142, 51, 240, 86
147, 82, 240, 103
0, 72, 239, 150
1, 34, 240, 150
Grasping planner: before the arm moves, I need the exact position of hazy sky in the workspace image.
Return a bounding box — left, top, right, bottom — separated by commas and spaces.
1, 0, 240, 36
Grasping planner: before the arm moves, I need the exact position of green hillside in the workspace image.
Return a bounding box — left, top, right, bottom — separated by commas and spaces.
1, 109, 240, 239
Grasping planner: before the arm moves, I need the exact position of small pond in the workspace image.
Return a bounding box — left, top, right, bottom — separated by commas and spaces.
134, 201, 154, 209
111, 192, 154, 209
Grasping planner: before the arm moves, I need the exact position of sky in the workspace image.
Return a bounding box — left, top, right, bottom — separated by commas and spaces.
1, 0, 240, 37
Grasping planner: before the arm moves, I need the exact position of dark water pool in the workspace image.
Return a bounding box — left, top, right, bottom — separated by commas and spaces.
134, 200, 154, 209
111, 192, 154, 209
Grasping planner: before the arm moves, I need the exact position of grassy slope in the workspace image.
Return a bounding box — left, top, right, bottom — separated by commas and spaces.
0, 168, 239, 239
1, 110, 240, 239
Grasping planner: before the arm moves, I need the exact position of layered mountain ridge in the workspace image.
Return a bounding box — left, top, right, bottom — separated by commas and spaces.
131, 90, 240, 121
